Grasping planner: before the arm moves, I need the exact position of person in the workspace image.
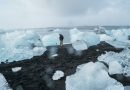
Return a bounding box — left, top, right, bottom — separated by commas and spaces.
59, 34, 64, 47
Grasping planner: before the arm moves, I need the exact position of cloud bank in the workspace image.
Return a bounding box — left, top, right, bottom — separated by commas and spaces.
0, 0, 130, 29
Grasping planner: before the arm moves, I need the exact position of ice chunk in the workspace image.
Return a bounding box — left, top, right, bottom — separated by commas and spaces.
52, 70, 64, 80
48, 47, 58, 58
0, 30, 46, 62
0, 73, 12, 90
70, 28, 81, 35
94, 26, 106, 34
72, 40, 88, 51
111, 30, 128, 42
12, 67, 22, 72
50, 54, 58, 58
106, 83, 124, 90
96, 49, 99, 52
105, 30, 112, 35
42, 33, 60, 46
83, 32, 100, 47
106, 40, 130, 48
109, 61, 123, 75
124, 86, 130, 90
70, 28, 100, 47
100, 29, 130, 48
121, 29, 130, 36
98, 49, 130, 76
33, 47, 46, 56
100, 34, 114, 41
70, 28, 83, 42
66, 62, 123, 90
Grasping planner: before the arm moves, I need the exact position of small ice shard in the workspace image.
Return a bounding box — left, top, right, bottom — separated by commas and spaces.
51, 54, 58, 58
12, 67, 22, 72
52, 70, 64, 80
96, 49, 99, 51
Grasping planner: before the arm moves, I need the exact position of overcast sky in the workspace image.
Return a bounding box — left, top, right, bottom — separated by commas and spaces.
0, 0, 130, 29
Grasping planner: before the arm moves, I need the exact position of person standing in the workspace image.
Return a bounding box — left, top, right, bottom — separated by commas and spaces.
59, 34, 64, 47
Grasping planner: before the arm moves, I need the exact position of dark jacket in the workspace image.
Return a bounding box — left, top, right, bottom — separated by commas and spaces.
59, 34, 64, 41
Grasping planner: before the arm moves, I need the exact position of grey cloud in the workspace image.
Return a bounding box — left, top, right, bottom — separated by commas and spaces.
0, 0, 130, 28
28, 0, 111, 16
46, 0, 111, 16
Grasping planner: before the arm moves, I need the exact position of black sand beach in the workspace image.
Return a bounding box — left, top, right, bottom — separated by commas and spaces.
0, 42, 130, 90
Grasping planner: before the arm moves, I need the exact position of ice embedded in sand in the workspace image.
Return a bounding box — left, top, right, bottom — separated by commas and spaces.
52, 70, 64, 80
108, 61, 123, 75
66, 62, 124, 90
98, 49, 130, 76
12, 67, 22, 73
0, 73, 12, 90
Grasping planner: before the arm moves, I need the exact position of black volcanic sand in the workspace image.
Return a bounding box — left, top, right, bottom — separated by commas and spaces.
0, 41, 130, 90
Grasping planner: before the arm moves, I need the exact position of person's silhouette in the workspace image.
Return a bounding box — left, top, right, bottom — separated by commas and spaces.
59, 34, 64, 47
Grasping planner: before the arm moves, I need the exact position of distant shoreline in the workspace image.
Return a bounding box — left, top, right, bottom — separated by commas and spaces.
0, 25, 130, 31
